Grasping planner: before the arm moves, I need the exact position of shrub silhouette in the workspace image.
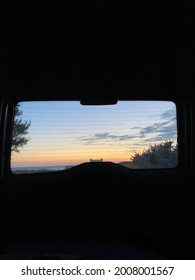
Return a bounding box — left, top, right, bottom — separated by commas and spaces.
130, 140, 178, 169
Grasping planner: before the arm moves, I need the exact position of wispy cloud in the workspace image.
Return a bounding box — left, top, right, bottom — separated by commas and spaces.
80, 108, 177, 145
160, 109, 176, 120
81, 132, 138, 143
140, 109, 177, 141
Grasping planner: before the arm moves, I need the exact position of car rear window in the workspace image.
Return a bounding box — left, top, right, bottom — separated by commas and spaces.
10, 100, 178, 174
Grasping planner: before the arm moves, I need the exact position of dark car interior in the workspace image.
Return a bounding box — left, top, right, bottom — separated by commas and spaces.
0, 2, 194, 260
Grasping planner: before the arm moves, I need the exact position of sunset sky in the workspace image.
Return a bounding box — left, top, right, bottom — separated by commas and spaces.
11, 100, 177, 168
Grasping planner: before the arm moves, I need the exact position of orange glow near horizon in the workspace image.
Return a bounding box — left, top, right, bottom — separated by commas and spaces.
11, 148, 142, 167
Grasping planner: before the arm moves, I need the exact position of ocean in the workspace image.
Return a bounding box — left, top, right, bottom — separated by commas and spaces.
11, 165, 75, 173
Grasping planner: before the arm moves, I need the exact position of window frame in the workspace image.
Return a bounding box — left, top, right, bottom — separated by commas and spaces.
0, 97, 192, 181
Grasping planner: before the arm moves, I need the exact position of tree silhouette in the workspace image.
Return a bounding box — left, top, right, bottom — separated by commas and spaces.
11, 104, 31, 153
130, 140, 178, 169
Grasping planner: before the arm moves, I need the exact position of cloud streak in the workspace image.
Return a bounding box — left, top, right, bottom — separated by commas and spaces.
80, 108, 177, 145
82, 132, 138, 143
139, 109, 177, 141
